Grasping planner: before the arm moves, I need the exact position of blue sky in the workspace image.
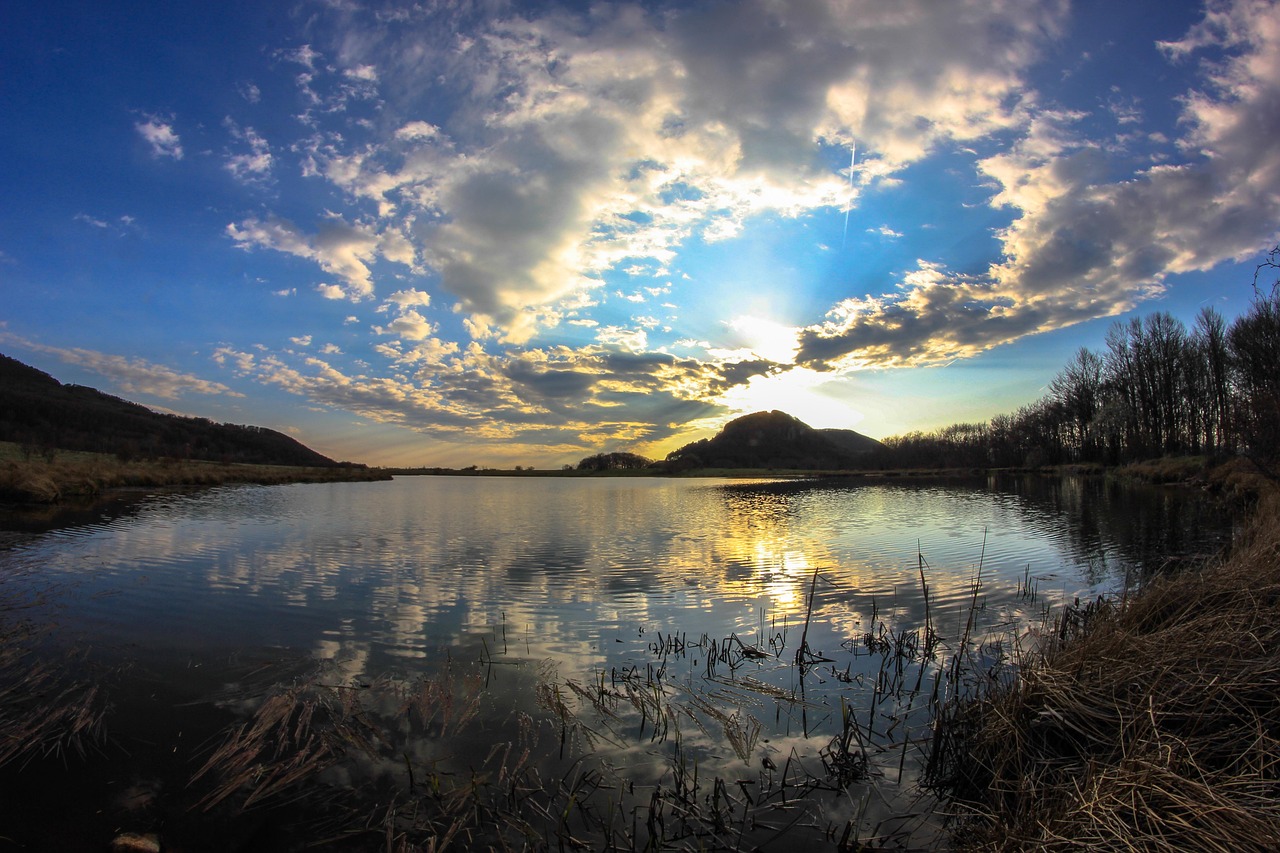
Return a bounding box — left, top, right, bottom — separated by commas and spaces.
2, 0, 1278, 467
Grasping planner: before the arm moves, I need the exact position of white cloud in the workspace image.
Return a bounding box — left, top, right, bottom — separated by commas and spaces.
135, 114, 183, 159
6, 335, 241, 400
221, 0, 1279, 392
383, 288, 431, 308
394, 121, 439, 141
345, 64, 378, 82
798, 0, 1280, 371
279, 44, 321, 70
596, 326, 648, 352
228, 216, 413, 301
374, 308, 435, 341
225, 121, 274, 183
255, 0, 1064, 346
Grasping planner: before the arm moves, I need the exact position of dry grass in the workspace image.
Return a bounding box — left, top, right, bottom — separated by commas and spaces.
0, 442, 389, 503
928, 491, 1280, 851
1113, 455, 1213, 484
0, 572, 109, 767
0, 650, 109, 767
189, 681, 381, 811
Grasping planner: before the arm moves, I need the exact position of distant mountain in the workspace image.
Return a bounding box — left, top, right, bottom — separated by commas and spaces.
0, 352, 345, 467
665, 410, 882, 470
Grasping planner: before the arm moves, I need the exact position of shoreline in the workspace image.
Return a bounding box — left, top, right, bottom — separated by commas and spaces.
0, 450, 390, 506
7, 446, 1266, 508
0, 453, 1266, 849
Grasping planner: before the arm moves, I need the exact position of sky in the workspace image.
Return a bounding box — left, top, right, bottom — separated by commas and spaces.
2, 0, 1278, 468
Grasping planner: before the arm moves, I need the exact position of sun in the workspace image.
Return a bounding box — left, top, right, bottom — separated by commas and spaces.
709, 315, 866, 430
716, 366, 866, 430
725, 315, 801, 364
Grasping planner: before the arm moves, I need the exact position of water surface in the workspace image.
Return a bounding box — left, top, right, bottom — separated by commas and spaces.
0, 474, 1235, 849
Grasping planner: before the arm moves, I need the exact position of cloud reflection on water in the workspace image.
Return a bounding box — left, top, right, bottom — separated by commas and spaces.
0, 474, 1237, 847
6, 476, 1232, 687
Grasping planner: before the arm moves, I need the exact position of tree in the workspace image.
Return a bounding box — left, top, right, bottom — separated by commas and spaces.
1050, 348, 1104, 461
1228, 286, 1280, 463
1191, 306, 1232, 454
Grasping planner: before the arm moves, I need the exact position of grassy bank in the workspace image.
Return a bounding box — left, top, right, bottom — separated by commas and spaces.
929, 485, 1280, 851
0, 442, 389, 503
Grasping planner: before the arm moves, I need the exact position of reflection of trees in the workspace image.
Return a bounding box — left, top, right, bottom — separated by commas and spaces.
987, 474, 1234, 584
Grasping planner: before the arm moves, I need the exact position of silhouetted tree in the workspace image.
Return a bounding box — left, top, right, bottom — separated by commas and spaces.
1050, 348, 1105, 461
1228, 286, 1280, 464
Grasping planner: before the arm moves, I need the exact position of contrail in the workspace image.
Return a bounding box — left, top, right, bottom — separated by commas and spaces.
842, 144, 856, 249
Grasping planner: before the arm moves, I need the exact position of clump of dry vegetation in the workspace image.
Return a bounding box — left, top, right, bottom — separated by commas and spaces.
928, 490, 1280, 851
0, 571, 110, 767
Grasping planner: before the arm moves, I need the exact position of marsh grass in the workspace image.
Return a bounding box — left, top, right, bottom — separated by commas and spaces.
167, 559, 982, 850
0, 649, 109, 767
926, 493, 1280, 851
0, 567, 109, 768
0, 441, 388, 503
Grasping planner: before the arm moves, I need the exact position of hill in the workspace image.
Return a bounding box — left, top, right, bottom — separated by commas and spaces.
0, 352, 343, 467
665, 410, 882, 470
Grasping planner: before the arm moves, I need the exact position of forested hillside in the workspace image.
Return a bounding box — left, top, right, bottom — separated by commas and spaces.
0, 353, 346, 467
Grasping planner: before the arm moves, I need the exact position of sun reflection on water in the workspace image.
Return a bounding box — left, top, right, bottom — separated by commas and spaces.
0, 474, 1238, 850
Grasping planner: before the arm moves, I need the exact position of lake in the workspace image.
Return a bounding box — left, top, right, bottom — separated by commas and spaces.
0, 474, 1236, 850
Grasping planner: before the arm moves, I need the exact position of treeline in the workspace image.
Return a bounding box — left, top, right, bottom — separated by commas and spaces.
871, 284, 1280, 470
0, 353, 352, 468
576, 451, 655, 471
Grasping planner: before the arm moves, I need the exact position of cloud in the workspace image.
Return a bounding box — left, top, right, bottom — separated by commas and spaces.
798, 0, 1280, 371
279, 44, 321, 70
224, 121, 273, 183
249, 0, 1064, 344
215, 0, 1280, 424
135, 114, 183, 159
595, 326, 648, 352
211, 339, 776, 452
227, 216, 414, 300
6, 336, 240, 400
345, 64, 378, 82
383, 288, 431, 308
75, 213, 109, 228
374, 308, 435, 341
